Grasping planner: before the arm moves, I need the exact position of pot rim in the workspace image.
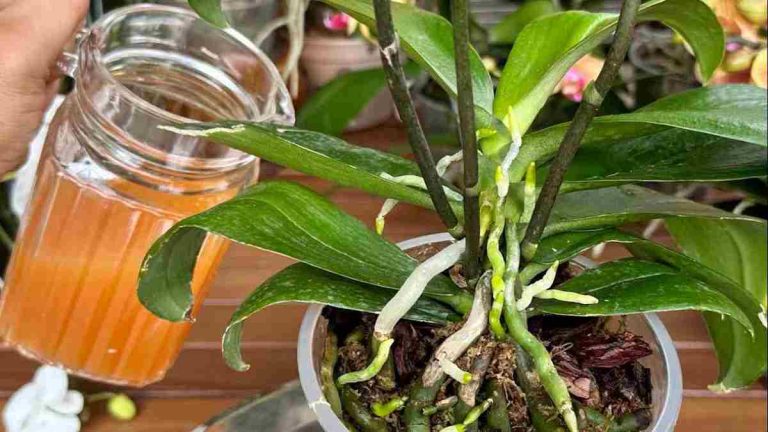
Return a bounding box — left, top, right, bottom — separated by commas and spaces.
297, 233, 683, 431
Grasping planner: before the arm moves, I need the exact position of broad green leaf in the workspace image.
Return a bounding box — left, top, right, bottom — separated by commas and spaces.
494, 0, 724, 133
545, 185, 761, 236
529, 226, 767, 391
511, 85, 768, 184
162, 122, 462, 211
188, 0, 229, 27
617, 85, 767, 146
489, 0, 559, 45
532, 259, 751, 331
296, 63, 420, 136
222, 263, 460, 370
560, 128, 767, 188
667, 219, 767, 391
138, 181, 471, 321
320, 0, 494, 116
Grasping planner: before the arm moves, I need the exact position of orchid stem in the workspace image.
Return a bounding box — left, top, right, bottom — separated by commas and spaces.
520, 0, 641, 260
451, 0, 481, 279
372, 0, 459, 234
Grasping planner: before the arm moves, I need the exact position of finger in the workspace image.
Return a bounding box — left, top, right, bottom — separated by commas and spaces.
0, 0, 89, 73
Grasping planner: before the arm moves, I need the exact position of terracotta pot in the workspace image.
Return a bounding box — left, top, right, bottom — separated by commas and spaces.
300, 34, 394, 131
297, 233, 684, 431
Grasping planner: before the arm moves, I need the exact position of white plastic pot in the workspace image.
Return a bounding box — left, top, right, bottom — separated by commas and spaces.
297, 233, 683, 431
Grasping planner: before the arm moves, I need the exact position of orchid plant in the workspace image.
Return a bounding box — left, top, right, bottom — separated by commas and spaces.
139, 0, 766, 430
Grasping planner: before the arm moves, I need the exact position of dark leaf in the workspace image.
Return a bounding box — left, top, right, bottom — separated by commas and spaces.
666, 218, 767, 391
495, 0, 724, 133
222, 263, 459, 370
532, 259, 752, 332
188, 0, 229, 27
138, 181, 470, 322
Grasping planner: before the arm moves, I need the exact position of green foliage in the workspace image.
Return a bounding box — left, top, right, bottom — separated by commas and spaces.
532, 259, 752, 330
222, 263, 460, 370
531, 226, 768, 391
296, 63, 420, 136
494, 0, 724, 135
137, 181, 470, 322
667, 219, 767, 391
154, 0, 768, 394
513, 85, 768, 186
162, 122, 453, 210
489, 0, 560, 45
188, 0, 229, 27
320, 0, 495, 126
546, 185, 761, 236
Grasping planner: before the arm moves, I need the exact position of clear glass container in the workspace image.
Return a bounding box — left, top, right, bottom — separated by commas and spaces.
0, 4, 293, 387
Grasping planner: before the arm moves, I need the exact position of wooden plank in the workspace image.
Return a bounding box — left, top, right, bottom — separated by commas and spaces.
677, 397, 768, 431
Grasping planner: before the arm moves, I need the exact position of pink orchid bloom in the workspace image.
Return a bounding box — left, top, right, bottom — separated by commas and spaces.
557, 55, 604, 102
323, 12, 351, 32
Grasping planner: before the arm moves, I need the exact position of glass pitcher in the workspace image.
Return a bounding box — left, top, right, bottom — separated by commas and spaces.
0, 4, 293, 387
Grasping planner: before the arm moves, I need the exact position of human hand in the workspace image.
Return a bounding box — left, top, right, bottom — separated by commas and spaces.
0, 0, 88, 176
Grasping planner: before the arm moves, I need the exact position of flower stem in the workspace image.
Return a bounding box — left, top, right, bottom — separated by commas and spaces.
520, 0, 641, 260
451, 0, 481, 279
372, 0, 459, 233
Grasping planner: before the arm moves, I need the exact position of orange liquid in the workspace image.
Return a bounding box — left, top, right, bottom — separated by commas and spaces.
0, 155, 237, 386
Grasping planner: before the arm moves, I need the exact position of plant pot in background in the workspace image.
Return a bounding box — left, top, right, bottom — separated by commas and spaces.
297, 233, 684, 432
300, 34, 394, 132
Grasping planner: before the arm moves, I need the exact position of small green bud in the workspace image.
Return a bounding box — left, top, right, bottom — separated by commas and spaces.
107, 394, 137, 421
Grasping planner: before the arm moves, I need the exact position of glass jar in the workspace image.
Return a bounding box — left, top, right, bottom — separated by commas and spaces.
0, 4, 293, 387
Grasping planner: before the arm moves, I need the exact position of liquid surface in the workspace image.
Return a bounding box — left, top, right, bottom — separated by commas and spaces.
0, 156, 233, 386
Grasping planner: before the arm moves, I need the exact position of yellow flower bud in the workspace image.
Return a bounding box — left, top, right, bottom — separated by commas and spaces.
722, 48, 757, 72
751, 49, 767, 88
107, 394, 137, 421
736, 0, 768, 25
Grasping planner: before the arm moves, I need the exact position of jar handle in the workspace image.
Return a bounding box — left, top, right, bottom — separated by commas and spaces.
56, 28, 90, 79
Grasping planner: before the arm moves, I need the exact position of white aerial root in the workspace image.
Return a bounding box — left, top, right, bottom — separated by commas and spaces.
516, 261, 559, 311
495, 111, 522, 199
374, 239, 467, 340
375, 153, 462, 235
379, 173, 463, 201
375, 199, 399, 235
535, 289, 598, 305
437, 353, 472, 384
422, 273, 492, 387
436, 151, 464, 177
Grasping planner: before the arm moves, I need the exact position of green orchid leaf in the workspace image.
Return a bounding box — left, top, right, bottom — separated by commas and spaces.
560, 128, 766, 188
666, 219, 767, 391
494, 0, 723, 134
612, 84, 767, 146
511, 85, 768, 185
532, 259, 751, 332
530, 226, 767, 391
546, 185, 761, 236
489, 0, 559, 45
138, 181, 471, 322
222, 263, 460, 370
320, 0, 494, 118
188, 0, 229, 27
296, 63, 420, 136
161, 121, 463, 211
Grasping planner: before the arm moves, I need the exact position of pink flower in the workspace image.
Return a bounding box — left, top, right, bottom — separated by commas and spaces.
556, 55, 604, 102
323, 12, 350, 32
560, 69, 587, 102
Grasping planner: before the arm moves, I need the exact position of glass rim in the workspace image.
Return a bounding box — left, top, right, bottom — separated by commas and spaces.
77, 3, 293, 172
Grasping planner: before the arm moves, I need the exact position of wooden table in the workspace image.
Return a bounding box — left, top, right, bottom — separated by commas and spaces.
1, 127, 765, 431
